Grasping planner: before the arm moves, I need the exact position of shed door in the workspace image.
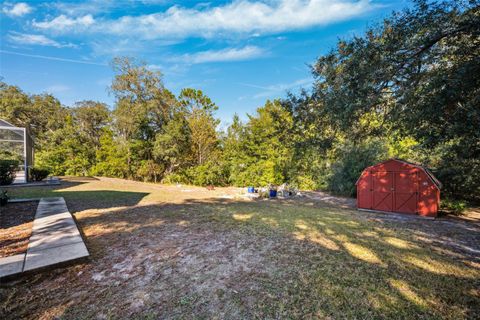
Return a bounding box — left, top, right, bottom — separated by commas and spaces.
393, 172, 417, 214
372, 171, 393, 212
357, 171, 372, 209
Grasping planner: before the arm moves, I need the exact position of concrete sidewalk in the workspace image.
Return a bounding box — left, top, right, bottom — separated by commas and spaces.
0, 197, 89, 279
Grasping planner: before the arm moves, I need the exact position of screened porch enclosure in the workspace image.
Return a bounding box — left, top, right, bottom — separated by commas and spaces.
0, 119, 34, 183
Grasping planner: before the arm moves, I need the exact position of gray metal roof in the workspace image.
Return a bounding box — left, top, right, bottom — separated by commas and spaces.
0, 119, 16, 127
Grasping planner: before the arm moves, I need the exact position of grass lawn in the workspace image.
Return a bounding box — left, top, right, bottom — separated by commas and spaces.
1, 177, 479, 319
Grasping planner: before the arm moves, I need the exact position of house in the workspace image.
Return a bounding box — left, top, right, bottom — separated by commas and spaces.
0, 119, 34, 183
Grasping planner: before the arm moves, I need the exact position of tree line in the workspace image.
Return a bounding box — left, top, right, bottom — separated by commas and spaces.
1, 0, 478, 202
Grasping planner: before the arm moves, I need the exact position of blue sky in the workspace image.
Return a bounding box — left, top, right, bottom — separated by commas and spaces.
0, 0, 411, 125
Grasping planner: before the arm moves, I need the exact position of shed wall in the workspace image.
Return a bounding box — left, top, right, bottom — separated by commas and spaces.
356, 159, 439, 217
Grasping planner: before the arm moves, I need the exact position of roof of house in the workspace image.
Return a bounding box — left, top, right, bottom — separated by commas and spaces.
0, 118, 36, 146
0, 119, 16, 128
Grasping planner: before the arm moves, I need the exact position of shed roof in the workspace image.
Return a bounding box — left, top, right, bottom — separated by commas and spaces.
356, 158, 442, 189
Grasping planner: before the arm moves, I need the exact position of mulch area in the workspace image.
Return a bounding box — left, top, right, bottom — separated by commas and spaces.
0, 201, 38, 258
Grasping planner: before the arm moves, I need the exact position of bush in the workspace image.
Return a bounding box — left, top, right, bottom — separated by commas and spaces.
187, 161, 228, 186
135, 160, 163, 183
440, 198, 467, 215
0, 160, 19, 185
292, 175, 317, 191
30, 167, 50, 182
434, 158, 480, 202
327, 140, 387, 197
0, 189, 9, 206
162, 171, 190, 185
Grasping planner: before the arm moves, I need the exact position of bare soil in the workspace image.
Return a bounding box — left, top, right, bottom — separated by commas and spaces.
0, 201, 38, 257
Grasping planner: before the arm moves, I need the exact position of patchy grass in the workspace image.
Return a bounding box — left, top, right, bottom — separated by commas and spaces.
0, 201, 38, 257
1, 177, 479, 319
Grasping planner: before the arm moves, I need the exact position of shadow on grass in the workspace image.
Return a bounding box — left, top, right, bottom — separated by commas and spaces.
59, 190, 150, 213
5, 179, 89, 199
3, 196, 479, 319
5, 178, 150, 213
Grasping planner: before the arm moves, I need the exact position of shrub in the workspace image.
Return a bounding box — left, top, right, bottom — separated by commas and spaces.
30, 167, 50, 182
440, 198, 467, 215
434, 158, 480, 202
162, 171, 190, 185
135, 160, 163, 183
293, 175, 317, 191
187, 161, 228, 186
327, 140, 387, 197
0, 160, 19, 185
0, 189, 9, 206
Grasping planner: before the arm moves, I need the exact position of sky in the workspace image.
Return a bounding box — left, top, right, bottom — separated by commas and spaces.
0, 0, 411, 125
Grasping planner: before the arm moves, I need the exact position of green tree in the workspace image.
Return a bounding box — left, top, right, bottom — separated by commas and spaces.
328, 139, 388, 196
0, 82, 32, 127
73, 101, 110, 148
36, 114, 91, 175
153, 112, 191, 176
93, 129, 129, 178
179, 88, 219, 166
235, 100, 293, 186
281, 91, 338, 190
110, 57, 178, 180
222, 114, 247, 185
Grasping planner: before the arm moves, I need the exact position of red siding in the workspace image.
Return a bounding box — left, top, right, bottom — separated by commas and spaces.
356, 159, 440, 217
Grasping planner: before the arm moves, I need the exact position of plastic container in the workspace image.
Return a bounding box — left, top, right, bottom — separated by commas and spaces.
247, 186, 254, 193
269, 190, 277, 198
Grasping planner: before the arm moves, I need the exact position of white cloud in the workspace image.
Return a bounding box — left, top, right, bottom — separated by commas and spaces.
50, 0, 169, 15
148, 63, 190, 78
2, 2, 32, 17
239, 77, 312, 99
33, 0, 373, 39
90, 38, 179, 57
50, 0, 114, 15
179, 46, 266, 64
90, 38, 143, 56
0, 50, 107, 66
45, 84, 70, 94
33, 14, 95, 32
8, 32, 77, 48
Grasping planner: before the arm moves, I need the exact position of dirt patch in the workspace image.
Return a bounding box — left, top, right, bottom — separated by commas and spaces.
444, 206, 480, 224
302, 190, 356, 208
0, 201, 38, 257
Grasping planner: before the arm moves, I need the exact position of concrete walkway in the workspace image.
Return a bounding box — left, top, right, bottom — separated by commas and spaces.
0, 197, 89, 279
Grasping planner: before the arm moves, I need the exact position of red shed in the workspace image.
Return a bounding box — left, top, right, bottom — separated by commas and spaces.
356, 159, 441, 217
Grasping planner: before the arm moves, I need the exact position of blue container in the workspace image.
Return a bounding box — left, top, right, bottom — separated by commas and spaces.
269, 190, 277, 198
247, 186, 254, 193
